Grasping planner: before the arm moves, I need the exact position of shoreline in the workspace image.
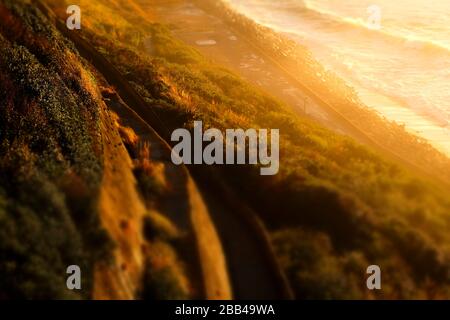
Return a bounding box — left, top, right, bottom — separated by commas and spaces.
222, 0, 450, 157
189, 0, 450, 183
149, 0, 450, 186
224, 0, 450, 155
356, 86, 450, 156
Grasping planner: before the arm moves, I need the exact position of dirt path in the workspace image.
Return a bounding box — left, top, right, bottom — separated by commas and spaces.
103, 90, 232, 300
77, 34, 289, 299
93, 90, 147, 300
78, 32, 290, 299
191, 173, 293, 299
36, 0, 292, 299
35, 0, 232, 300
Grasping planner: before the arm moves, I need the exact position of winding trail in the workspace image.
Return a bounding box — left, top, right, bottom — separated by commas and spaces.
101, 89, 231, 299
35, 0, 293, 299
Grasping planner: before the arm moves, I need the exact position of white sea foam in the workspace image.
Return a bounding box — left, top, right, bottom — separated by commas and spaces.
226, 0, 450, 155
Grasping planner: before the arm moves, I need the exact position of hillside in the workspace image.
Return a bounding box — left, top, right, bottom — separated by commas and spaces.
194, 0, 450, 184
1, 0, 450, 300
0, 0, 108, 298
0, 0, 230, 300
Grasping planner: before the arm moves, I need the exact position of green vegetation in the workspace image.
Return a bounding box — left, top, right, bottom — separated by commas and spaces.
142, 211, 190, 300
110, 95, 192, 299
1, 0, 448, 299
132, 142, 167, 204
0, 0, 110, 299
273, 228, 369, 299
195, 0, 450, 184
69, 0, 450, 299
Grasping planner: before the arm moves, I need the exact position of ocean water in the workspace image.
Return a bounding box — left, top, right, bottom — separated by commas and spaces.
225, 0, 450, 156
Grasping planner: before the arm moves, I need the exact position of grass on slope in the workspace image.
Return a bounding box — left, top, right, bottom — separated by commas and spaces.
48, 0, 450, 299
195, 0, 450, 184
0, 0, 111, 299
